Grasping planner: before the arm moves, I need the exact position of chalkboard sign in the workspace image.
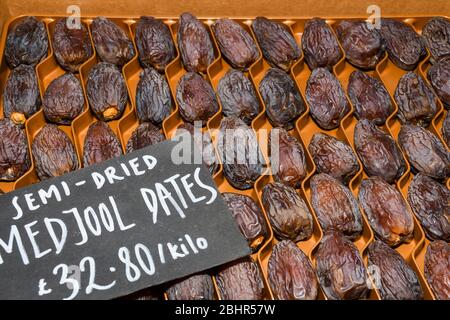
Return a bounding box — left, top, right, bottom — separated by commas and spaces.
0, 136, 251, 300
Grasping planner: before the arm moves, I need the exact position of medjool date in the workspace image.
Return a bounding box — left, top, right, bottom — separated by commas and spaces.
311, 173, 363, 239
222, 192, 268, 252
268, 240, 318, 300
216, 258, 265, 300
315, 230, 369, 300
261, 182, 313, 242
86, 62, 127, 121
134, 16, 176, 72
166, 274, 214, 300
407, 174, 450, 241
308, 133, 359, 184
83, 121, 123, 166
354, 119, 405, 183
302, 18, 343, 70
335, 20, 385, 70
394, 72, 438, 127
52, 18, 93, 72
443, 112, 450, 147
42, 73, 84, 125
398, 124, 450, 180
347, 70, 393, 125
367, 240, 423, 300
216, 116, 265, 189
176, 72, 219, 125
259, 68, 305, 130
3, 64, 41, 125
422, 17, 450, 63
5, 16, 48, 68
0, 119, 30, 181
126, 122, 164, 153
32, 124, 78, 181
427, 56, 450, 108
136, 68, 172, 126
91, 17, 135, 67
252, 17, 300, 71
212, 19, 259, 70
269, 128, 307, 188
380, 19, 425, 71
177, 13, 214, 73
424, 240, 450, 300
306, 68, 350, 130
359, 176, 414, 246
217, 69, 259, 125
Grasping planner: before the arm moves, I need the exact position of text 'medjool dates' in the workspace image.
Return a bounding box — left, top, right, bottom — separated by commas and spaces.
261, 182, 313, 242
268, 240, 318, 300
126, 122, 165, 154
427, 56, 450, 109
0, 119, 30, 181
83, 121, 123, 166
424, 240, 450, 300
166, 274, 215, 300
443, 111, 450, 147
422, 17, 450, 63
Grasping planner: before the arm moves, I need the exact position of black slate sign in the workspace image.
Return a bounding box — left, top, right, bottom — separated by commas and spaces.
0, 137, 251, 300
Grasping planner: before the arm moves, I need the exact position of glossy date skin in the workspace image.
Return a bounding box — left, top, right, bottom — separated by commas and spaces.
354, 119, 406, 183
261, 182, 313, 242
0, 119, 30, 181
407, 173, 450, 241
315, 230, 369, 300
268, 240, 318, 300
308, 132, 359, 184
424, 240, 450, 300
126, 122, 164, 153
422, 17, 450, 63
359, 176, 414, 246
83, 121, 123, 166
443, 111, 450, 147
427, 56, 450, 109
166, 274, 215, 300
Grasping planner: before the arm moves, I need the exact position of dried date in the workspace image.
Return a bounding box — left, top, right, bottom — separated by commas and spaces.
422, 17, 450, 63
358, 176, 414, 246
427, 56, 450, 109
167, 274, 215, 300
268, 240, 318, 300
443, 111, 450, 147
306, 67, 350, 130
252, 17, 301, 71
0, 119, 30, 181
368, 240, 423, 300
261, 182, 313, 242
354, 119, 405, 183
424, 240, 450, 300
126, 122, 164, 153
259, 68, 305, 130
83, 121, 123, 166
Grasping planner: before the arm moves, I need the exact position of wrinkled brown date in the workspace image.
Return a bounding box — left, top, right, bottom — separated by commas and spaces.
217, 116, 265, 189
424, 240, 450, 300
216, 258, 265, 300
222, 192, 268, 252
0, 119, 30, 181
407, 173, 450, 241
306, 67, 350, 130
52, 18, 93, 72
32, 124, 78, 181
443, 111, 450, 147
261, 182, 313, 242
91, 17, 135, 67
354, 119, 406, 183
347, 70, 393, 125
83, 121, 123, 166
136, 67, 172, 126
398, 124, 450, 180
43, 73, 84, 125
335, 20, 385, 70
135, 16, 176, 72
422, 17, 450, 63
166, 274, 215, 300
359, 176, 414, 246
380, 19, 425, 71
269, 127, 307, 188
252, 17, 301, 71
308, 132, 359, 184
302, 18, 343, 70
126, 122, 164, 153
268, 240, 318, 300
427, 56, 450, 109
176, 72, 219, 126
217, 69, 260, 125
86, 62, 128, 121
3, 64, 41, 125
212, 19, 259, 70
315, 230, 369, 300
310, 173, 363, 240
178, 12, 215, 74
5, 16, 48, 68
259, 68, 305, 130
394, 72, 438, 127
368, 240, 423, 300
